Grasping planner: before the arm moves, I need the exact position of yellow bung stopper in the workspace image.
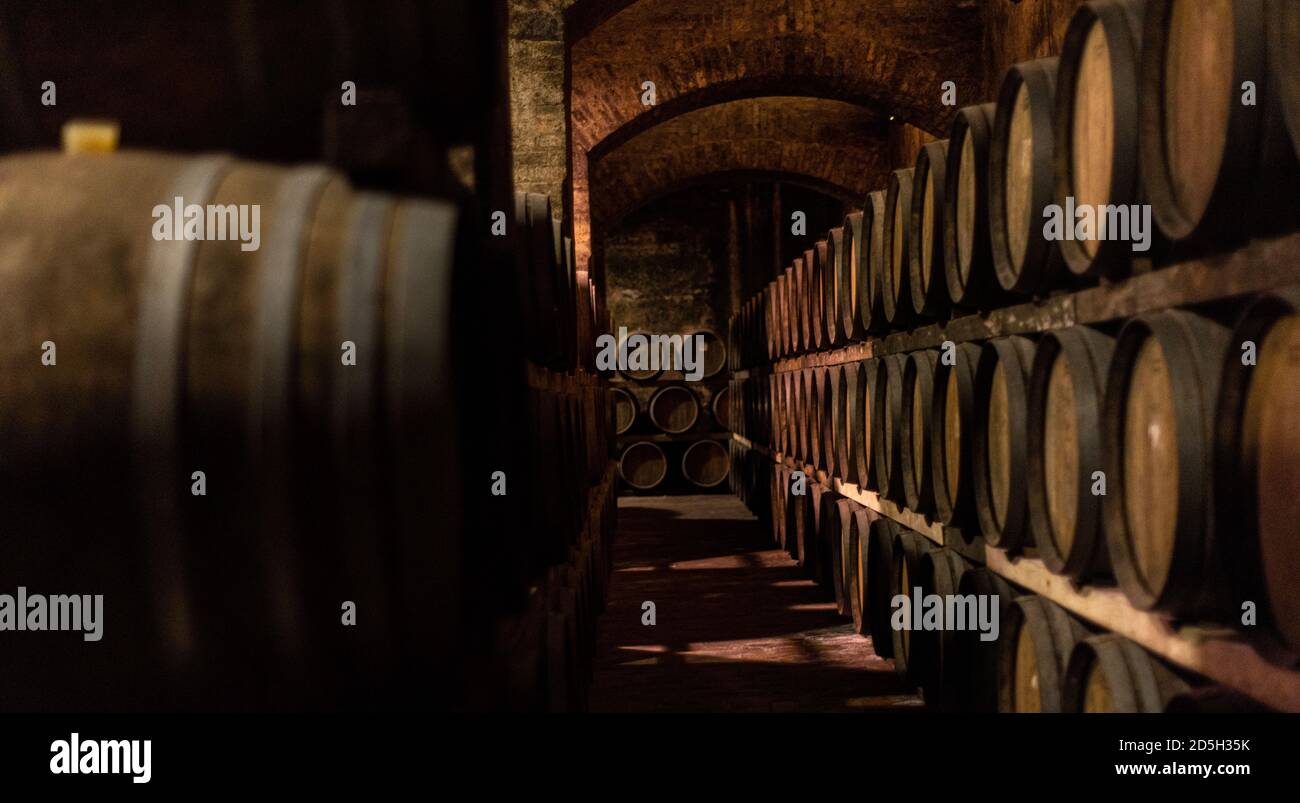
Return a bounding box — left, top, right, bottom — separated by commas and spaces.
61, 119, 120, 154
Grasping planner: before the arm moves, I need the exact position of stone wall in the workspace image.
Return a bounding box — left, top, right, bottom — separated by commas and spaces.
508, 0, 573, 203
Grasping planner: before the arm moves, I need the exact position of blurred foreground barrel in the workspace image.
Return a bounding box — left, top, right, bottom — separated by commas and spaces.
973, 336, 1037, 551
619, 442, 668, 490
991, 58, 1067, 297
1063, 635, 1189, 712
1027, 326, 1115, 580
1216, 289, 1300, 651
999, 596, 1090, 712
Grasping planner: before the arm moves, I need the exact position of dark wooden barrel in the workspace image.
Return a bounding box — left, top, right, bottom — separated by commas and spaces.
786, 478, 810, 563
808, 368, 825, 472
831, 498, 859, 617
793, 255, 809, 354
1055, 0, 1150, 278
811, 485, 837, 586
841, 212, 868, 340
612, 387, 638, 434
952, 568, 1017, 712
1215, 289, 1300, 651
822, 364, 845, 480
807, 244, 828, 351
772, 465, 790, 549
797, 368, 814, 463
648, 385, 699, 434
890, 528, 940, 681
872, 354, 909, 500
681, 440, 730, 488
861, 190, 891, 334
998, 596, 1090, 712
851, 359, 876, 489
901, 349, 941, 513
825, 227, 847, 346
912, 548, 970, 709
620, 442, 668, 490
866, 517, 902, 658
932, 342, 983, 526
909, 140, 951, 318
765, 280, 778, 361
1271, 0, 1300, 163
522, 192, 565, 368
0, 151, 484, 710
1027, 326, 1116, 580
776, 269, 791, 357
1062, 634, 1189, 712
882, 168, 917, 327
618, 330, 662, 381
848, 508, 876, 636
990, 57, 1068, 297
945, 103, 1001, 309
712, 384, 731, 431
1104, 310, 1230, 614
973, 336, 1038, 552
1139, 0, 1300, 246
690, 328, 727, 377
838, 362, 861, 486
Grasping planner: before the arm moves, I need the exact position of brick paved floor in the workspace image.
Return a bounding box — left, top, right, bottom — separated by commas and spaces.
588, 494, 923, 713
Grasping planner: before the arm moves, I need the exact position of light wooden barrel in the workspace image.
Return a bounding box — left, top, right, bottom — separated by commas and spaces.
825, 227, 847, 346
851, 359, 877, 489
821, 364, 843, 479
883, 168, 917, 327
841, 212, 868, 340
909, 139, 951, 318
990, 57, 1068, 297
998, 596, 1090, 712
807, 244, 828, 350
1103, 310, 1230, 615
808, 368, 825, 471
872, 354, 909, 500
973, 336, 1038, 551
1215, 288, 1300, 651
838, 362, 861, 486
932, 342, 983, 526
1055, 0, 1150, 278
862, 190, 891, 333
619, 442, 668, 490
1062, 634, 1189, 712
945, 103, 1001, 309
1027, 326, 1116, 580
901, 349, 941, 514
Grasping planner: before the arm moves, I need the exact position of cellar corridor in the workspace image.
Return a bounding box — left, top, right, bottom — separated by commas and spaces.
588, 496, 921, 713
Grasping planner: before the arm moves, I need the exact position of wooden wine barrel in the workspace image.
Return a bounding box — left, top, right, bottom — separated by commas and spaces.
809, 485, 835, 583
807, 245, 828, 351
1055, 0, 1150, 278
913, 549, 970, 709
796, 368, 813, 463
841, 212, 868, 340
973, 336, 1038, 552
909, 140, 951, 318
619, 442, 668, 490
872, 354, 909, 500
932, 342, 983, 526
775, 271, 789, 357
794, 256, 810, 354
821, 364, 843, 479
611, 387, 638, 435
681, 440, 730, 489
618, 330, 662, 381
712, 384, 732, 432
861, 190, 891, 334
648, 385, 699, 434
848, 508, 876, 636
882, 168, 917, 327
901, 349, 941, 514
849, 359, 875, 490
1215, 288, 1300, 651
689, 328, 727, 377
781, 266, 796, 355
1103, 310, 1230, 614
0, 150, 477, 710
838, 362, 860, 486
1062, 634, 1189, 712
772, 465, 790, 549
1271, 0, 1300, 162
945, 103, 1001, 309
831, 498, 858, 617
990, 57, 1068, 297
866, 517, 902, 658
765, 280, 778, 361
1027, 326, 1116, 579
890, 528, 939, 681
825, 227, 847, 346
952, 568, 1017, 712
998, 596, 1090, 712
808, 368, 825, 472
1140, 0, 1300, 246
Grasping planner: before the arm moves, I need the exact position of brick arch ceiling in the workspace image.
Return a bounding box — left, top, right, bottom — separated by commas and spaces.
566, 0, 983, 276
591, 97, 889, 226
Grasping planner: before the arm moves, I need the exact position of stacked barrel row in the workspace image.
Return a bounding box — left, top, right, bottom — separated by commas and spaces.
727, 0, 1300, 712
745, 0, 1300, 363
612, 330, 731, 494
